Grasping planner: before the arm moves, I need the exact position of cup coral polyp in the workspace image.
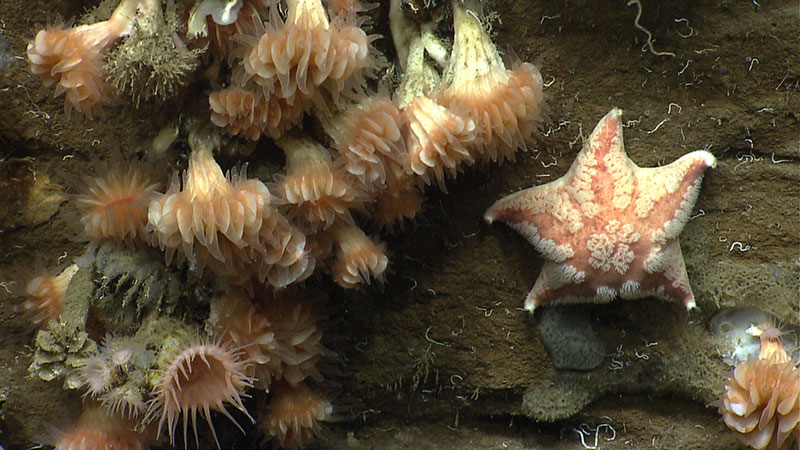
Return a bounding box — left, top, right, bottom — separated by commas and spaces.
719, 325, 800, 450
260, 380, 332, 449
371, 175, 424, 232
392, 8, 476, 193
54, 401, 149, 450
75, 162, 160, 244
26, 0, 159, 116
240, 0, 332, 98
262, 294, 329, 386
328, 222, 388, 288
403, 94, 476, 191
209, 87, 309, 140
438, 0, 546, 165
206, 288, 278, 387
147, 145, 311, 288
21, 263, 78, 328
325, 95, 407, 192
273, 134, 367, 230
237, 0, 376, 100
719, 356, 799, 450
146, 336, 254, 447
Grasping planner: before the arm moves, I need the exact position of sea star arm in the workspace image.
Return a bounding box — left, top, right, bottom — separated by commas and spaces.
634, 150, 716, 246
642, 239, 696, 309
484, 181, 581, 263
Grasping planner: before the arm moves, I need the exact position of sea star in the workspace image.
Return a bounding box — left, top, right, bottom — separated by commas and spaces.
485, 108, 716, 311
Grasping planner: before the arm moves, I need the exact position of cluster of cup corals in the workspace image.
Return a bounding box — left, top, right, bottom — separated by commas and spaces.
21, 0, 547, 448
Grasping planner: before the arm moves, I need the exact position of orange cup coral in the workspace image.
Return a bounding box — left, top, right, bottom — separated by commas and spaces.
147, 145, 311, 288
402, 94, 476, 192
719, 325, 800, 450
262, 293, 330, 386
719, 356, 799, 450
325, 95, 407, 193
145, 335, 254, 447
438, 0, 546, 165
209, 87, 310, 140
54, 401, 149, 450
206, 287, 278, 388
20, 263, 78, 329
239, 0, 374, 99
260, 380, 333, 449
74, 162, 160, 244
273, 134, 367, 230
327, 222, 388, 288
26, 0, 159, 116
371, 174, 424, 232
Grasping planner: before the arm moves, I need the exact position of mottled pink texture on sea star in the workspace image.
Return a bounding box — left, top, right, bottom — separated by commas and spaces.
485, 108, 716, 311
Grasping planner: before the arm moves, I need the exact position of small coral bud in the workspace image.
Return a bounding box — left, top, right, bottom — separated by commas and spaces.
328, 222, 388, 288
21, 263, 78, 329
260, 380, 333, 449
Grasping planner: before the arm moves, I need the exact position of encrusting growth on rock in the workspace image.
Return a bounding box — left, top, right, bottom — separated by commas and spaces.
18, 0, 563, 448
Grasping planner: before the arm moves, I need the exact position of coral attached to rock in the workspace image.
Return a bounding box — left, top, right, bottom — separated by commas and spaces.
719, 325, 800, 450
260, 380, 333, 449
147, 145, 311, 288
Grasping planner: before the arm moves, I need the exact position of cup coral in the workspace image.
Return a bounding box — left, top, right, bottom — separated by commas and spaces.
324, 94, 407, 193
260, 380, 333, 449
53, 401, 149, 450
238, 0, 375, 101
371, 174, 425, 232
74, 160, 160, 244
438, 0, 546, 165
328, 222, 388, 288
262, 293, 330, 386
391, 4, 476, 193
145, 335, 254, 447
206, 287, 278, 388
209, 87, 310, 140
719, 325, 800, 450
26, 0, 160, 116
147, 145, 311, 288
402, 94, 476, 191
273, 134, 368, 230
20, 263, 78, 329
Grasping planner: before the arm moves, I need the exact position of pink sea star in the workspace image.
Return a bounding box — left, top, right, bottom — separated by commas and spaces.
485, 108, 716, 311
